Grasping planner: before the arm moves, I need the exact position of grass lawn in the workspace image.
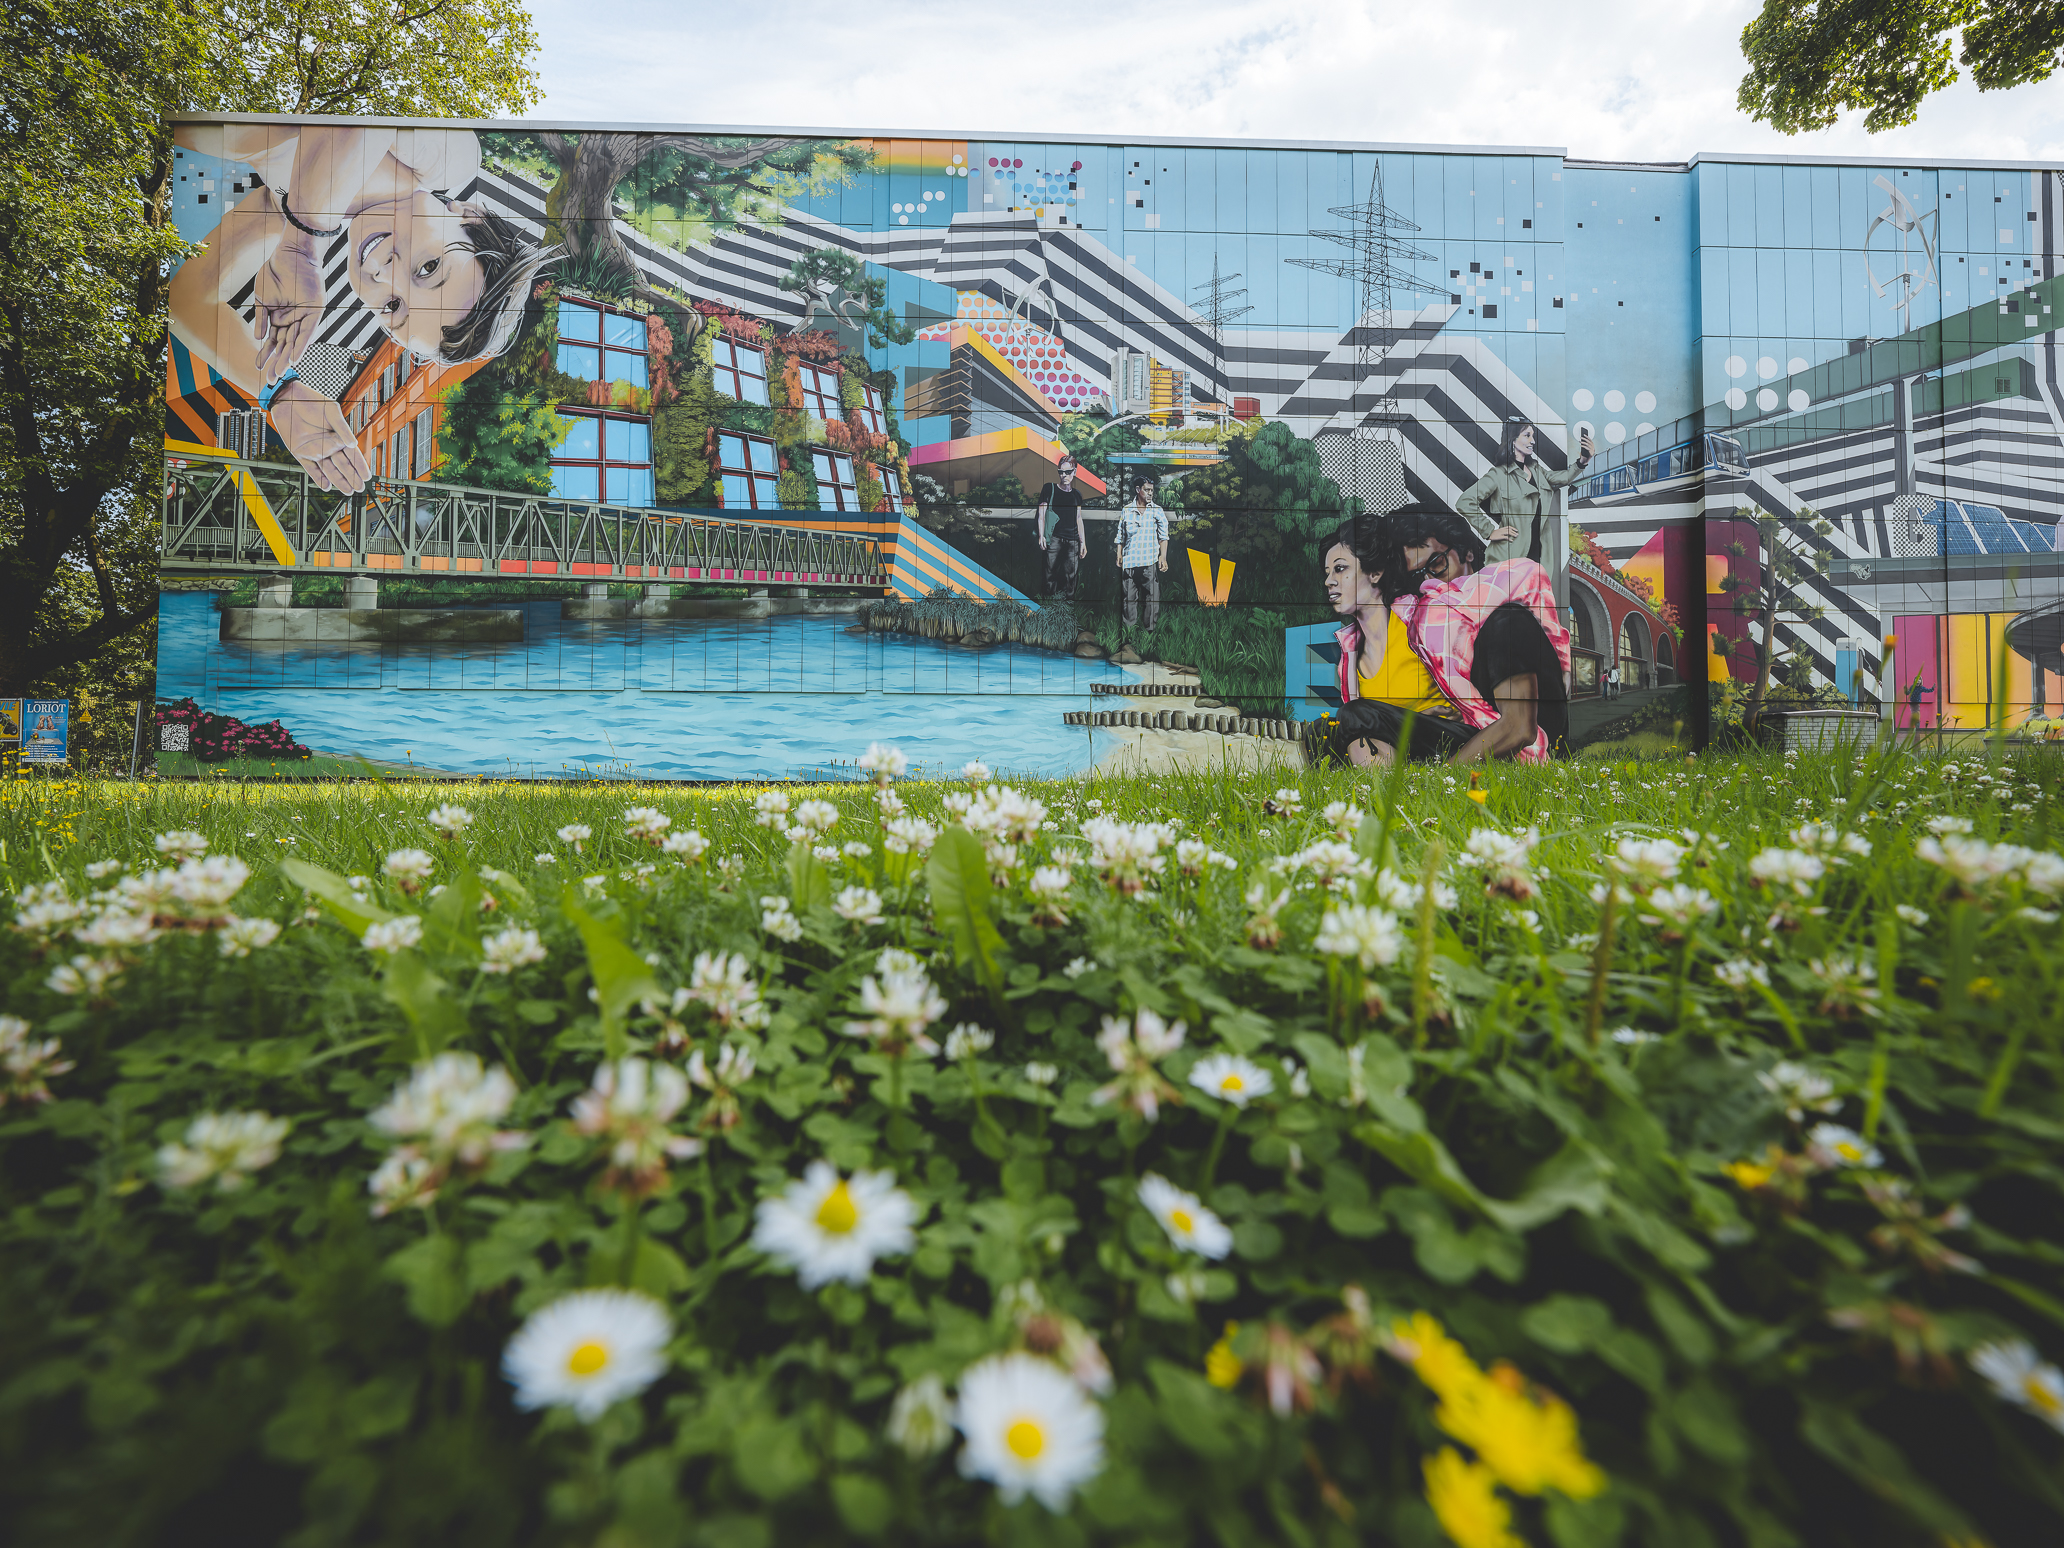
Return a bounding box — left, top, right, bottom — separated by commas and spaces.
2, 743, 2061, 1547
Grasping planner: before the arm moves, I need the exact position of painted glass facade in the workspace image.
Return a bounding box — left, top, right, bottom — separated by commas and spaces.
155, 118, 2064, 777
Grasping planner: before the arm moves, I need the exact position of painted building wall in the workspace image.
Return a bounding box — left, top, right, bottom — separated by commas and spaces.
154, 119, 2064, 778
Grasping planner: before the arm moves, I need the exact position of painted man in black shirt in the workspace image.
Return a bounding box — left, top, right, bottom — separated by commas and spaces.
1035, 456, 1086, 599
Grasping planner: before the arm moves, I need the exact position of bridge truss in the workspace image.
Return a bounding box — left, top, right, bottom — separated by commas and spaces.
160, 455, 888, 589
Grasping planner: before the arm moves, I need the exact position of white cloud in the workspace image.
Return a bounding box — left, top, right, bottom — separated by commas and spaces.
530, 0, 2064, 163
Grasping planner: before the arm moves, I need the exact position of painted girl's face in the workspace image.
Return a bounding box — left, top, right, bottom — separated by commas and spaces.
1323, 543, 1376, 615
347, 190, 488, 359
1511, 424, 1536, 462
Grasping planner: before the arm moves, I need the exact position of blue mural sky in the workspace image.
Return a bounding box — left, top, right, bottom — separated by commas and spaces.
527, 0, 2064, 165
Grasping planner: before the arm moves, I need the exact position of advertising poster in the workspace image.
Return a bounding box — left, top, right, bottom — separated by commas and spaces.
150, 120, 2064, 777
20, 699, 69, 765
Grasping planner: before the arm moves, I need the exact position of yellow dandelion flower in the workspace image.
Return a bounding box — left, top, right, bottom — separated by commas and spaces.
1423, 1448, 1523, 1548
1723, 1158, 1776, 1190
1205, 1322, 1243, 1389
1444, 1363, 1606, 1500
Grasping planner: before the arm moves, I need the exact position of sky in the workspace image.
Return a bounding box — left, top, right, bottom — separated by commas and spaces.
528, 0, 2064, 163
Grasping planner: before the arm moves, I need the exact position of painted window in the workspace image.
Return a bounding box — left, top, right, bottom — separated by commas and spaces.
854, 385, 886, 435
551, 411, 654, 505
556, 300, 649, 387
812, 449, 858, 512
874, 465, 904, 515
711, 339, 770, 405
716, 431, 781, 510
797, 362, 840, 420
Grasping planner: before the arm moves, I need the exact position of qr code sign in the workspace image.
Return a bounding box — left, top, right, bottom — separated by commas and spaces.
160, 723, 190, 752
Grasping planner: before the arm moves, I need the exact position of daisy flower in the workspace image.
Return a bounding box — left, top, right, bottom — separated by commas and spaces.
954, 1352, 1106, 1511
752, 1160, 917, 1288
503, 1288, 672, 1420
1187, 1053, 1273, 1107
1807, 1123, 1882, 1170
1137, 1173, 1232, 1258
1970, 1341, 2064, 1434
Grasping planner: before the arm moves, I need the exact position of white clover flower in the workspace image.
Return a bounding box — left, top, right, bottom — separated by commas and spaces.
792, 799, 839, 838
426, 803, 474, 839
0, 1016, 73, 1106
1639, 883, 1718, 935
1081, 815, 1171, 893
876, 785, 909, 819
676, 951, 769, 1032
384, 848, 434, 888
1281, 839, 1373, 890
1314, 903, 1404, 971
1895, 904, 1930, 926
845, 955, 948, 1055
963, 760, 993, 784
811, 844, 840, 862
47, 954, 122, 997
2023, 852, 2064, 898
752, 1160, 918, 1288
154, 830, 210, 861
169, 855, 251, 913
556, 822, 593, 850
73, 905, 158, 950
1173, 838, 1235, 876
1188, 1052, 1273, 1107
481, 926, 547, 974
954, 1352, 1106, 1511
1322, 800, 1365, 838
858, 742, 908, 780
1807, 1123, 1883, 1169
1758, 1061, 1840, 1121
1926, 815, 1974, 835
570, 1059, 703, 1186
685, 1041, 755, 1092
1028, 865, 1075, 913
942, 790, 974, 819
1266, 788, 1304, 816
1749, 847, 1825, 896
883, 816, 939, 855
1807, 954, 1880, 1018
1137, 1173, 1232, 1258
1373, 867, 1458, 913
753, 791, 791, 829
1612, 836, 1685, 887
1609, 1028, 1659, 1045
760, 895, 802, 943
371, 1052, 522, 1166
1062, 956, 1095, 979
535, 852, 557, 865
1714, 958, 1770, 993
1970, 1341, 2064, 1434
503, 1288, 672, 1420
1023, 1062, 1059, 1087
157, 1111, 290, 1191
218, 914, 281, 958
662, 828, 709, 861
13, 879, 82, 941
842, 841, 873, 859
832, 886, 885, 925
2018, 906, 2061, 924
889, 1373, 957, 1458
623, 806, 672, 843
945, 1022, 995, 1061
1091, 1009, 1186, 1121
362, 916, 423, 955
1841, 833, 1874, 858
967, 786, 1048, 846
366, 1149, 443, 1216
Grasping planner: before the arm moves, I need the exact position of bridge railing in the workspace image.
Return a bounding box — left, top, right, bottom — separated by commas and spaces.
160, 455, 888, 588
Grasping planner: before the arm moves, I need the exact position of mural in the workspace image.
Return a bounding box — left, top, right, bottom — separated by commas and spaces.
156, 120, 2064, 777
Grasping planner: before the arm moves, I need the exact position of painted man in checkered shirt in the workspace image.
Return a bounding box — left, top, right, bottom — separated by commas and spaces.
1116, 477, 1169, 630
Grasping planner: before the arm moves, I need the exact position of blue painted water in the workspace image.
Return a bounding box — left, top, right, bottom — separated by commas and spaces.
155, 594, 1124, 780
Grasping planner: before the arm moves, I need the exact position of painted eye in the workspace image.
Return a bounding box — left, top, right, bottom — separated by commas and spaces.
414, 256, 441, 281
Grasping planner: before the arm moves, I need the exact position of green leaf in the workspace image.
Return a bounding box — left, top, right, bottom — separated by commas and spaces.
1522, 1294, 1615, 1355
1147, 1360, 1247, 1460
1545, 1490, 1627, 1548
733, 1413, 817, 1500
280, 856, 391, 933
421, 864, 484, 960
382, 952, 470, 1055
1664, 1379, 1750, 1464
927, 825, 1005, 994
1798, 1401, 1975, 1537
788, 839, 833, 911
477, 866, 532, 911
384, 1234, 469, 1327
1643, 1283, 1716, 1366
831, 1472, 894, 1537
561, 886, 660, 1059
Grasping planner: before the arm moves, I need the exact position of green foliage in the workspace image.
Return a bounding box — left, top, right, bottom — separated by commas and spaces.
1178, 421, 1352, 605
778, 251, 917, 350
1738, 0, 2064, 133
434, 372, 572, 496
3, 747, 2064, 1547
1058, 412, 1145, 508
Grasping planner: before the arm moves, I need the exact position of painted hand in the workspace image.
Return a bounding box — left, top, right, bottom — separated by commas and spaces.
271, 380, 371, 494
1490, 525, 1520, 542
252, 236, 325, 386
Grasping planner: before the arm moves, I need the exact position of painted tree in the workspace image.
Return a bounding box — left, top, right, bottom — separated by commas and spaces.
777, 251, 916, 350
1718, 504, 1836, 734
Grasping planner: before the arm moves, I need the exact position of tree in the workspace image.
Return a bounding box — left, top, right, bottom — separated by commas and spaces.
1739, 0, 2064, 133
0, 0, 544, 710
1174, 421, 1349, 605
777, 251, 916, 349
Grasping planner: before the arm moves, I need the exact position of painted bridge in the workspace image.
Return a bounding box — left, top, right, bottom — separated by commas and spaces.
160, 453, 889, 589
